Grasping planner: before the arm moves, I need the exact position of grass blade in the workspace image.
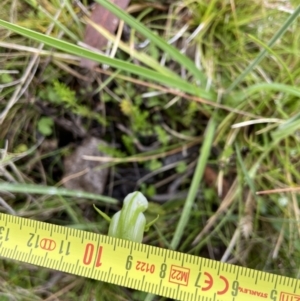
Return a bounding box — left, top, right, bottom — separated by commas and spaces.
94, 0, 208, 84
235, 143, 257, 198
231, 83, 300, 103
271, 112, 300, 142
0, 19, 215, 100
0, 183, 118, 204
84, 17, 180, 79
226, 5, 300, 93
170, 117, 216, 250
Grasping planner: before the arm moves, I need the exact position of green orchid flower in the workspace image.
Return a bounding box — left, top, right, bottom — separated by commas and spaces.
94, 191, 159, 243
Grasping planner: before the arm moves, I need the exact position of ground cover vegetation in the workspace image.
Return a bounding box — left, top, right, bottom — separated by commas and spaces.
0, 0, 300, 300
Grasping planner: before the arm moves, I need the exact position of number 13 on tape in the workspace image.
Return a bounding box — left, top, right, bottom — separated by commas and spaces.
0, 213, 299, 301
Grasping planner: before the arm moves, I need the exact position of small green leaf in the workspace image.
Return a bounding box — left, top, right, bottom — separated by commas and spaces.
145, 185, 156, 197
176, 161, 187, 174
154, 126, 169, 146
37, 117, 54, 136
0, 73, 13, 83
14, 144, 28, 153
93, 204, 112, 223
144, 214, 159, 232
98, 144, 126, 158
122, 135, 135, 155
147, 159, 162, 171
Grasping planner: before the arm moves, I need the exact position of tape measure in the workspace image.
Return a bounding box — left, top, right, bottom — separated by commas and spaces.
0, 212, 299, 301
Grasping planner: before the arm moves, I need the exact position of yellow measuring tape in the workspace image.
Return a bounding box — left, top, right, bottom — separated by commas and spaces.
0, 212, 299, 301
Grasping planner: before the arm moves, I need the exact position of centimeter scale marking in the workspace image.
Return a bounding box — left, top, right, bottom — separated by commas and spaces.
0, 212, 299, 301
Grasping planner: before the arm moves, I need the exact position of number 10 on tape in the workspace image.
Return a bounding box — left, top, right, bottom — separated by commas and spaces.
0, 213, 300, 301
